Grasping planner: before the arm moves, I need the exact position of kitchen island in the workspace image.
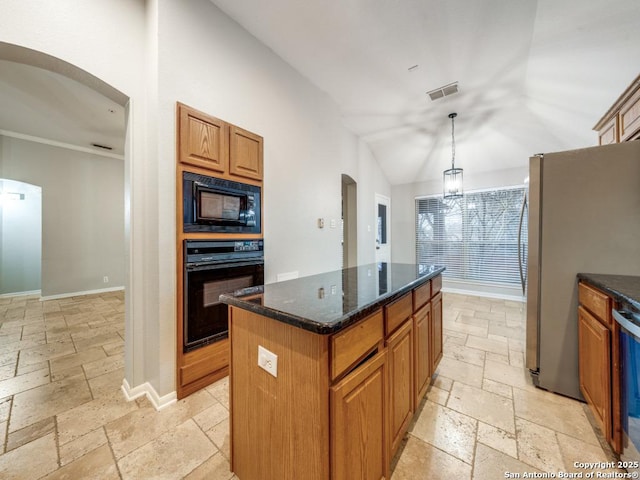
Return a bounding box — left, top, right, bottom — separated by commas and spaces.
220, 263, 444, 480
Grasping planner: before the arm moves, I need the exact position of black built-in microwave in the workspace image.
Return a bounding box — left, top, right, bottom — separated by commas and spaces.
183, 171, 261, 234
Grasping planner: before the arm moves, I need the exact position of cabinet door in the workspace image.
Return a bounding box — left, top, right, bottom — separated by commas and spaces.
414, 303, 431, 407
598, 116, 619, 145
331, 350, 388, 480
230, 125, 263, 180
620, 87, 640, 142
387, 320, 414, 458
431, 292, 443, 373
578, 305, 611, 439
178, 104, 228, 173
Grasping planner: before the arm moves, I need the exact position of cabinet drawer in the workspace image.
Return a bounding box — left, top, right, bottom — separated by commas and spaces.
579, 282, 611, 327
331, 310, 383, 381
385, 293, 412, 335
412, 281, 431, 312
432, 275, 442, 295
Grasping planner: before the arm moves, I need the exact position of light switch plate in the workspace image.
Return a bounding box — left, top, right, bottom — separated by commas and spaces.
258, 345, 278, 377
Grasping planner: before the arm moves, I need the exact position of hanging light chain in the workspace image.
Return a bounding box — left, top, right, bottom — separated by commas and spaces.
450, 112, 457, 169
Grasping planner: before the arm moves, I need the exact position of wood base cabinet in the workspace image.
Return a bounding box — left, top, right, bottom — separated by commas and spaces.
331, 350, 389, 480
386, 319, 414, 457
413, 303, 432, 407
431, 291, 443, 373
578, 305, 611, 438
577, 281, 621, 454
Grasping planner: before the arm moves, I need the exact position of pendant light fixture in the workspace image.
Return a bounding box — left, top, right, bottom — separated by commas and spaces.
443, 112, 463, 199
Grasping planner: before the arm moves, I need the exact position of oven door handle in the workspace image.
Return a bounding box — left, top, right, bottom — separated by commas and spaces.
613, 309, 640, 338
186, 260, 264, 272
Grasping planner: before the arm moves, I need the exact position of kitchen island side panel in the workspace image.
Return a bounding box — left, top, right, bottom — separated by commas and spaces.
229, 306, 330, 480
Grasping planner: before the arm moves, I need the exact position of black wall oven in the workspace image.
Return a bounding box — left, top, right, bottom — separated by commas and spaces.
183, 239, 264, 352
183, 171, 261, 234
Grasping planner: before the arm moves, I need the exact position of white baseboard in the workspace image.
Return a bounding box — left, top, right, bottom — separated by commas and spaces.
442, 286, 525, 303
121, 378, 177, 411
0, 289, 41, 298
40, 286, 124, 301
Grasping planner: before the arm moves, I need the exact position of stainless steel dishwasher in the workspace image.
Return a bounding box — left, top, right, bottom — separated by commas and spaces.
614, 305, 640, 472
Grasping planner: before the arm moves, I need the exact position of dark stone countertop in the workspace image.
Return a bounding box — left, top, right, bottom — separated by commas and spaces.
220, 263, 445, 334
577, 273, 640, 312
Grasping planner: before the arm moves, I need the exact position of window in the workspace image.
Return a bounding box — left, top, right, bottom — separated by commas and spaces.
416, 186, 527, 286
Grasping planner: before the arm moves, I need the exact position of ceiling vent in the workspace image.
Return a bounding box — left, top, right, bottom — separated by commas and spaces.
426, 82, 459, 101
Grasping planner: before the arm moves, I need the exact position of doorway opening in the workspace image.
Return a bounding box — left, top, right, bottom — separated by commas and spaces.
341, 174, 357, 268
375, 194, 391, 264
0, 179, 42, 296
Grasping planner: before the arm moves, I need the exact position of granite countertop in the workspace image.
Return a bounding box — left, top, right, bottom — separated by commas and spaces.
220, 262, 445, 334
577, 273, 640, 311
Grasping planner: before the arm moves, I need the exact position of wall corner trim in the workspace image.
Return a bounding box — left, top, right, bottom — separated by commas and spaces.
121, 378, 177, 411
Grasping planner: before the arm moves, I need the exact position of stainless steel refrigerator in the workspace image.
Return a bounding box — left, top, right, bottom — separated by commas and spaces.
524, 140, 640, 400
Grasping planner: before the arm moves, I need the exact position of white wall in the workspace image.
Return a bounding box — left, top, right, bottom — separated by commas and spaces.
0, 136, 124, 297
0, 178, 41, 295
0, 0, 391, 401
0, 0, 150, 397
158, 0, 390, 281
149, 0, 390, 396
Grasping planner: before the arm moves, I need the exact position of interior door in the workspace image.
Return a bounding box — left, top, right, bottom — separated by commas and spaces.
375, 194, 390, 264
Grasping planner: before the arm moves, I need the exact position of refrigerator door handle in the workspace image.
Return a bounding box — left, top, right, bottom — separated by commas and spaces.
518, 192, 527, 295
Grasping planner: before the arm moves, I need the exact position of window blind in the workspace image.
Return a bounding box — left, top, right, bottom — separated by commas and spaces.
416, 187, 527, 286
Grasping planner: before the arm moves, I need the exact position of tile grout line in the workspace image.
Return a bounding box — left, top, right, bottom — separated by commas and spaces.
104, 425, 125, 479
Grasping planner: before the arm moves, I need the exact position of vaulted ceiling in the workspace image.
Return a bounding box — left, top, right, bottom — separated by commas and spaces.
0, 1, 638, 185
211, 0, 640, 184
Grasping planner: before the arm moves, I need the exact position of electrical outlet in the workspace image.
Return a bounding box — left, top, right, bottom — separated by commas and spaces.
103, 276, 109, 283
258, 345, 278, 377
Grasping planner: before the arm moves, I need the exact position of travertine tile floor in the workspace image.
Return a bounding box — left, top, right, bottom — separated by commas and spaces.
0, 291, 621, 479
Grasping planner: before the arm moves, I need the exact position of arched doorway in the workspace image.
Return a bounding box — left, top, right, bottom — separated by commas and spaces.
0, 41, 133, 387
341, 174, 357, 268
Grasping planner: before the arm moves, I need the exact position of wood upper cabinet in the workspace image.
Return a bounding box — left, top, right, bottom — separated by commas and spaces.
178, 103, 228, 174
230, 125, 263, 180
331, 350, 389, 480
578, 305, 611, 439
177, 102, 263, 181
413, 302, 431, 407
594, 74, 640, 144
386, 319, 414, 458
431, 291, 443, 373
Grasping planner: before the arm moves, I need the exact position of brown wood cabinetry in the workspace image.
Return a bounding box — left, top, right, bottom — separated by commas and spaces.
431, 291, 443, 372
229, 125, 263, 180
177, 102, 263, 181
331, 310, 383, 381
179, 105, 228, 173
331, 350, 389, 480
594, 74, 640, 144
229, 273, 443, 480
413, 303, 432, 407
578, 305, 611, 437
577, 281, 621, 453
175, 102, 264, 399
386, 319, 414, 457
